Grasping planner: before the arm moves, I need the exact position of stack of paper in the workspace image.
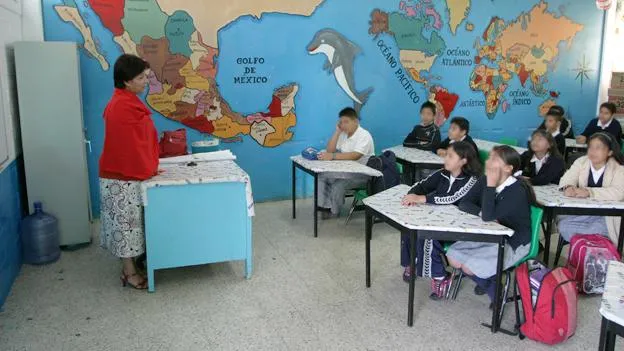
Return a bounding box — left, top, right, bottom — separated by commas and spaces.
159, 150, 236, 164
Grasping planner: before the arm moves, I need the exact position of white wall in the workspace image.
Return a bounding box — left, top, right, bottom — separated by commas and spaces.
597, 2, 624, 107
0, 0, 43, 172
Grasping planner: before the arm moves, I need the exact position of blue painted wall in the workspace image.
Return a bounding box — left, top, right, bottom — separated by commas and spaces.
0, 160, 23, 309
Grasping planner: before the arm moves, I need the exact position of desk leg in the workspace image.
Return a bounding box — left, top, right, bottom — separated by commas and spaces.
599, 317, 616, 351
365, 209, 372, 288
292, 161, 296, 219
314, 173, 319, 238
491, 238, 505, 333
618, 215, 624, 255
245, 218, 253, 279
543, 208, 554, 266
408, 230, 418, 327
147, 265, 155, 293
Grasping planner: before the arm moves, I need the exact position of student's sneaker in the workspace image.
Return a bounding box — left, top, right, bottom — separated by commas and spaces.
402, 267, 413, 283
430, 277, 451, 300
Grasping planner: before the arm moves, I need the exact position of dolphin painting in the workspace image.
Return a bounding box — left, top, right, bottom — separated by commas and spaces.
307, 29, 373, 113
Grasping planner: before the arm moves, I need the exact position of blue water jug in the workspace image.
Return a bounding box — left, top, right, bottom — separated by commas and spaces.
21, 202, 60, 265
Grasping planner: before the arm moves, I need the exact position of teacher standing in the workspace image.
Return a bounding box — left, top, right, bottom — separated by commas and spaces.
99, 54, 159, 289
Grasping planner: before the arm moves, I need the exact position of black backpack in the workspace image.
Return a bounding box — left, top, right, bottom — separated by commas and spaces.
366, 151, 401, 195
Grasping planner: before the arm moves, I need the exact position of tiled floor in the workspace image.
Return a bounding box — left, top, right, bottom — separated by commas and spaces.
0, 199, 605, 350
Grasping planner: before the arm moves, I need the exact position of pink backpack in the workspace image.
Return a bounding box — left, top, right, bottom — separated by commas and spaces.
516, 260, 578, 345
566, 234, 621, 294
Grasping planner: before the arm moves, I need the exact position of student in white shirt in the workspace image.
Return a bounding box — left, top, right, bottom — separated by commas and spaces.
558, 133, 624, 244
317, 107, 375, 218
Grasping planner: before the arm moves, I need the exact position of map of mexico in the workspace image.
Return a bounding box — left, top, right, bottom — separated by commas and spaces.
54, 0, 324, 147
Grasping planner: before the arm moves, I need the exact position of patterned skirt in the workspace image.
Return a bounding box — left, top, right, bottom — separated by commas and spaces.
99, 178, 145, 258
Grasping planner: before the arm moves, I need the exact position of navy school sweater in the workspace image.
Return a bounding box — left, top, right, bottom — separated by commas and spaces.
580, 118, 623, 141
520, 151, 565, 186
408, 169, 478, 205
403, 123, 441, 151
538, 117, 574, 139
458, 176, 532, 250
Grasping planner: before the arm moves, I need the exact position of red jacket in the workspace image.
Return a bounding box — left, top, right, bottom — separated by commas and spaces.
99, 88, 159, 181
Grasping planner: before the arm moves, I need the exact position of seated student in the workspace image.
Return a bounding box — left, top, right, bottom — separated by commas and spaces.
576, 102, 623, 145
558, 132, 624, 244
435, 117, 479, 157
538, 105, 574, 139
399, 141, 481, 296
446, 145, 534, 303
317, 107, 375, 219
520, 130, 565, 185
538, 109, 566, 155
403, 101, 441, 151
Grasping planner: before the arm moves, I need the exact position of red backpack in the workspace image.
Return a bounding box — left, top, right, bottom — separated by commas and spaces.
566, 234, 621, 294
515, 260, 578, 345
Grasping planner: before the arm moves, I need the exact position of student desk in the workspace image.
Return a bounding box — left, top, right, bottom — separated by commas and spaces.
473, 138, 527, 154
383, 145, 444, 184
363, 185, 513, 331
534, 185, 624, 266
564, 138, 587, 160
291, 155, 382, 237
141, 160, 254, 292
598, 260, 624, 351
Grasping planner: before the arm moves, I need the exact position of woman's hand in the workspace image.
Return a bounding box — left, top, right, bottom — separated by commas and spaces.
317, 152, 333, 161
157, 169, 165, 174
574, 187, 590, 198
401, 194, 426, 206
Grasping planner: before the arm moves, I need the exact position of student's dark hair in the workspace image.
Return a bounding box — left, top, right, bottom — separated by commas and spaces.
491, 145, 537, 205
420, 101, 436, 115
547, 105, 565, 117
589, 132, 624, 165
545, 110, 563, 122
114, 54, 150, 89
339, 107, 358, 120
448, 141, 481, 176
529, 129, 562, 159
450, 117, 470, 133
599, 102, 617, 115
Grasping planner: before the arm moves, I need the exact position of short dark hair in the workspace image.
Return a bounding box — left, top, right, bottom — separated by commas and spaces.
600, 102, 617, 115
545, 111, 563, 122
420, 101, 436, 115
114, 54, 150, 89
547, 105, 565, 117
339, 107, 358, 120
450, 117, 470, 133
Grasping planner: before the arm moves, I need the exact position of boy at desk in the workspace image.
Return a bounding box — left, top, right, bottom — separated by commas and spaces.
576, 102, 623, 145
317, 107, 375, 219
435, 117, 478, 157
403, 101, 441, 151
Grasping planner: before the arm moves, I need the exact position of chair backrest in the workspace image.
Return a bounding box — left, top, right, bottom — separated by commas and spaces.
516, 206, 544, 266
499, 137, 519, 146
478, 149, 489, 169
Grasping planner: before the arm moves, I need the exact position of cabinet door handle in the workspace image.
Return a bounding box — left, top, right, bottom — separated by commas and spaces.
84, 139, 92, 153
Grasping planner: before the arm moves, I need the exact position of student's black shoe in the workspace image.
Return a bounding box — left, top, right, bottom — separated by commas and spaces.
474, 284, 486, 296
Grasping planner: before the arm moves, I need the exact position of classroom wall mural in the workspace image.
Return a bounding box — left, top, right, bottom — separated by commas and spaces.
41, 0, 606, 214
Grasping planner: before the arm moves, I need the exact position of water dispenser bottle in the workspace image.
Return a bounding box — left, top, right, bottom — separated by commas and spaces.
21, 202, 60, 265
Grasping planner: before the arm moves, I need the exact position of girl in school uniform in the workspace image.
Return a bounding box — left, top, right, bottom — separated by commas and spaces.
557, 132, 624, 244
520, 129, 565, 185
446, 145, 534, 303
400, 141, 482, 296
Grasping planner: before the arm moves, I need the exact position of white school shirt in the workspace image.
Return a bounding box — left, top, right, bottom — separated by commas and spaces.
336, 126, 375, 164
597, 118, 613, 129
531, 153, 550, 174
449, 135, 467, 144
496, 176, 517, 194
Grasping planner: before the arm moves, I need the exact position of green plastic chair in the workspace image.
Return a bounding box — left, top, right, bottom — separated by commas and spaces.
499, 137, 519, 146
446, 206, 543, 305
478, 149, 489, 169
